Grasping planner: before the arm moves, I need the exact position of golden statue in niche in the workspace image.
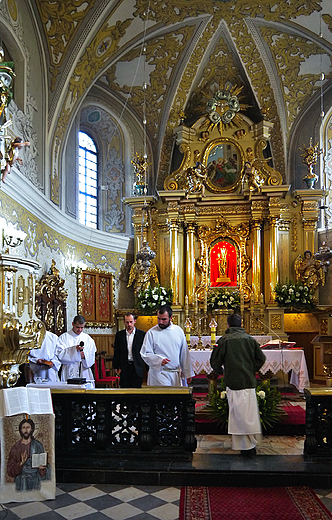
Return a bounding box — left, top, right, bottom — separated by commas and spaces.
294, 250, 325, 292
217, 247, 229, 281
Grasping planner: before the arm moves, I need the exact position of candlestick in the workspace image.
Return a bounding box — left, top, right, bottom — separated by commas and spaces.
184, 317, 192, 347
260, 293, 264, 312
209, 317, 217, 346
194, 293, 198, 315
240, 290, 244, 314
185, 294, 189, 316
204, 291, 208, 314
250, 293, 255, 313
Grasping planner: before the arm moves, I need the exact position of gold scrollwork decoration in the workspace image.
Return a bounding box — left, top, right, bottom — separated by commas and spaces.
271, 314, 282, 330
16, 275, 25, 317
254, 139, 283, 186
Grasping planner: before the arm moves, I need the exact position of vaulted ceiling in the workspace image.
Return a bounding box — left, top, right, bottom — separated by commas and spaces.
30, 0, 332, 190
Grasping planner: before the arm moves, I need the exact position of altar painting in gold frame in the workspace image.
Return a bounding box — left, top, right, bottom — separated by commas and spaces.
202, 138, 244, 193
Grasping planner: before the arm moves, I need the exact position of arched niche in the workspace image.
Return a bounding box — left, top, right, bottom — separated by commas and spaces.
210, 239, 238, 287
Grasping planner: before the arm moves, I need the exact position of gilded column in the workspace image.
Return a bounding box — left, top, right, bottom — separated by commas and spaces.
268, 216, 279, 304
185, 223, 196, 305
252, 219, 262, 303
303, 219, 316, 253
132, 223, 141, 256
293, 191, 324, 254
169, 220, 180, 305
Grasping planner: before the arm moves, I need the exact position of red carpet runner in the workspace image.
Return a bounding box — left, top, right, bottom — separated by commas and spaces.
179, 487, 332, 520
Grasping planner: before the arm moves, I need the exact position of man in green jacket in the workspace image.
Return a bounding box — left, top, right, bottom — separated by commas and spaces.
210, 313, 266, 456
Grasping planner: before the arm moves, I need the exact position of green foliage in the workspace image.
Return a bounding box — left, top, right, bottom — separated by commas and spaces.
207, 288, 240, 310
274, 279, 315, 309
137, 285, 173, 311
209, 378, 283, 431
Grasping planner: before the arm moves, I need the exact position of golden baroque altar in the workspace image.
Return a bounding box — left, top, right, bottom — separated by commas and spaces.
125, 105, 327, 340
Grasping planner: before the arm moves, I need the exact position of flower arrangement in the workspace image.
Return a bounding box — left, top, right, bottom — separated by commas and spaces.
137, 285, 173, 311
207, 288, 240, 310
274, 279, 315, 309
209, 379, 282, 431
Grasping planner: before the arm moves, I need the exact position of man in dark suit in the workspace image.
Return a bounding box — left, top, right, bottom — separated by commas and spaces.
112, 312, 146, 388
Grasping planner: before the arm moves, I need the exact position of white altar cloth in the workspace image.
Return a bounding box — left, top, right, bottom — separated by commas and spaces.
260, 349, 310, 392
190, 335, 272, 349
189, 347, 309, 392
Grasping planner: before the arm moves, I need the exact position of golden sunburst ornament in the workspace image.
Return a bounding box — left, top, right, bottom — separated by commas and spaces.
201, 81, 249, 134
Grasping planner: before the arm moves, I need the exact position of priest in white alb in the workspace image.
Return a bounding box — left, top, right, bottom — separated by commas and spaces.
140, 305, 194, 386
56, 315, 96, 385
28, 330, 61, 382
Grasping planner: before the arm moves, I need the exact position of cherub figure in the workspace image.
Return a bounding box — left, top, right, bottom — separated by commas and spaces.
187, 161, 207, 197
294, 250, 325, 292
242, 161, 261, 192
1, 137, 30, 183
175, 162, 207, 198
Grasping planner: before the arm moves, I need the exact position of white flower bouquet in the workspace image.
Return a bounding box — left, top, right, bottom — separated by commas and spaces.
274, 280, 315, 309
137, 285, 173, 311
207, 288, 240, 310
209, 379, 282, 431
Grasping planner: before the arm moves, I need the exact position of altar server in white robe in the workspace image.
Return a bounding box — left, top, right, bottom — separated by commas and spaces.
56, 315, 96, 385
140, 305, 194, 386
210, 313, 266, 456
28, 330, 61, 382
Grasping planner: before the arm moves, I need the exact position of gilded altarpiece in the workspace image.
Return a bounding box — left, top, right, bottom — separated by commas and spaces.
125, 104, 326, 343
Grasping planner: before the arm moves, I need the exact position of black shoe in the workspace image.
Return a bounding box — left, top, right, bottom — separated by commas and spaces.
241, 447, 256, 457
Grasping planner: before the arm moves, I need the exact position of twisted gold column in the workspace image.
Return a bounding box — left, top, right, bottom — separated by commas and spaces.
252, 219, 262, 303
268, 216, 279, 304
186, 223, 196, 305
169, 220, 179, 305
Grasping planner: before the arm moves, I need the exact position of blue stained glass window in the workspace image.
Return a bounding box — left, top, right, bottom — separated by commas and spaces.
78, 132, 98, 229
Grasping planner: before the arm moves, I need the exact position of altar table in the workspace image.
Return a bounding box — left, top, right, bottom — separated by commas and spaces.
189, 347, 310, 392
190, 335, 272, 349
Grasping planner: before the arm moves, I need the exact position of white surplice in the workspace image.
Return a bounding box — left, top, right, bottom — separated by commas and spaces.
28, 331, 61, 382
140, 323, 194, 386
56, 330, 96, 384
226, 387, 262, 451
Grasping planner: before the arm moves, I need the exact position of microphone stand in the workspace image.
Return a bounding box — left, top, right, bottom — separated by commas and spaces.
255, 317, 283, 349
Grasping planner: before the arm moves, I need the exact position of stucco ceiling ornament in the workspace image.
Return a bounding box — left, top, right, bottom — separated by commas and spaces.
202, 82, 249, 135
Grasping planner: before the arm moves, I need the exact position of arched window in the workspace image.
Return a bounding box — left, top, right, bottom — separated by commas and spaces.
78, 132, 98, 229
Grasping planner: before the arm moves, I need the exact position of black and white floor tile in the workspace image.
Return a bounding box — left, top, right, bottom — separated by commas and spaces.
1, 484, 332, 519
0, 485, 181, 520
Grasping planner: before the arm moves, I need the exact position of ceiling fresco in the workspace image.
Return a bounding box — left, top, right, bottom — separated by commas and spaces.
30, 0, 332, 192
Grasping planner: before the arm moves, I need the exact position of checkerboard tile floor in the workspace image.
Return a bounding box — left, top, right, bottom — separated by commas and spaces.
1, 485, 332, 519
0, 485, 181, 519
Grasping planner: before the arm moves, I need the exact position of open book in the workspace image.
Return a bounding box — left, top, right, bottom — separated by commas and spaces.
261, 339, 297, 349
0, 387, 53, 417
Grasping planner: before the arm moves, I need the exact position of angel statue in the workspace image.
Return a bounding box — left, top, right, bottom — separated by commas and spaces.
127, 257, 159, 297
294, 250, 325, 292
175, 161, 207, 198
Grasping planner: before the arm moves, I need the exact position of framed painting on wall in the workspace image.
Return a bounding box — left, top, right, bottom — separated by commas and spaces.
77, 268, 114, 328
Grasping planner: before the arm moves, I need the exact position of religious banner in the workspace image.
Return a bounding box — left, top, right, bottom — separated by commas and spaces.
210, 240, 237, 287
